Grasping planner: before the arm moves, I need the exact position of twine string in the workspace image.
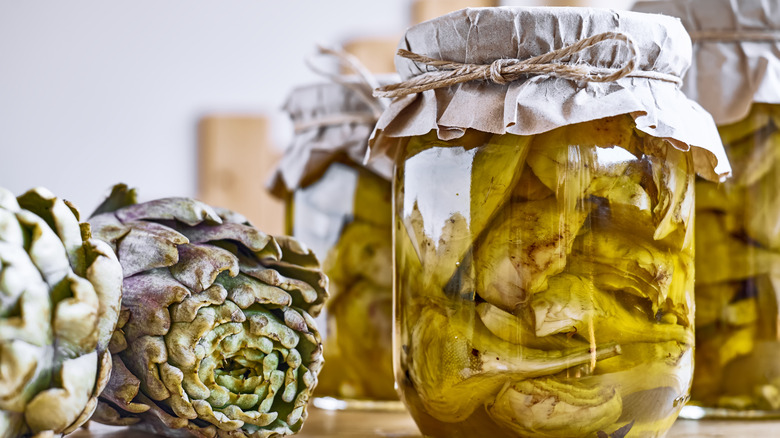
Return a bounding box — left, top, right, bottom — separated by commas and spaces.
689, 29, 780, 42
374, 31, 682, 99
305, 45, 387, 120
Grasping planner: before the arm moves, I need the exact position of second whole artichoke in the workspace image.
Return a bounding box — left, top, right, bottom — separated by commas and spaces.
89, 185, 328, 438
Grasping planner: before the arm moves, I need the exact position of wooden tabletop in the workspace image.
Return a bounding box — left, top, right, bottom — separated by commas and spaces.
71, 407, 780, 438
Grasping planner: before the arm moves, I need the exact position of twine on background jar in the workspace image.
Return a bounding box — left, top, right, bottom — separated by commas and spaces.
688, 29, 780, 41
374, 31, 683, 99
304, 45, 388, 122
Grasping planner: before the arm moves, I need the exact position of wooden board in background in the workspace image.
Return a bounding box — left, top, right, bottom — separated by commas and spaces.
198, 116, 285, 236
342, 36, 401, 74
410, 0, 499, 24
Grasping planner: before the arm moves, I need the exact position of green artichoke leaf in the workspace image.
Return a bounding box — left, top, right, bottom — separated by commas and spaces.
474, 198, 590, 311
530, 274, 692, 345
408, 305, 621, 423
486, 378, 622, 438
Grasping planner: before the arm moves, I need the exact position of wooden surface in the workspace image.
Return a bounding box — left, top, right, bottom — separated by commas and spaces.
71, 407, 780, 437
198, 115, 285, 235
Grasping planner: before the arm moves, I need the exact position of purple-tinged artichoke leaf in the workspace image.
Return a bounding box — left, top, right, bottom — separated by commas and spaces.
170, 284, 228, 323
217, 273, 293, 309
99, 354, 150, 415
274, 235, 319, 269
123, 336, 170, 402
241, 263, 319, 310
211, 206, 250, 225
91, 184, 139, 218
170, 243, 239, 293
91, 400, 142, 426
181, 222, 273, 254
116, 198, 222, 227
116, 221, 188, 277
123, 270, 189, 342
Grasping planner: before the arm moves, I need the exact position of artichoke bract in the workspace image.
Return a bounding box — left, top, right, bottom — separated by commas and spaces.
0, 187, 123, 437
89, 185, 327, 438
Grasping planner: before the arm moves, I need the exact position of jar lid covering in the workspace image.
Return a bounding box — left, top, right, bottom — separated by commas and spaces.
269, 80, 394, 197
370, 7, 731, 181
634, 0, 780, 125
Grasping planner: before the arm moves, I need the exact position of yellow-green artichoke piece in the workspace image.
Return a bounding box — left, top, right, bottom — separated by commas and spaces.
717, 106, 772, 145
474, 198, 590, 311
317, 280, 394, 400
0, 187, 123, 438
745, 158, 780, 250
511, 165, 554, 201
486, 378, 622, 438
696, 211, 780, 285
323, 221, 392, 293
89, 185, 327, 438
569, 213, 679, 312
476, 302, 585, 351
399, 132, 531, 291
530, 274, 692, 345
407, 306, 620, 423
644, 142, 695, 248
351, 168, 392, 228
525, 115, 639, 211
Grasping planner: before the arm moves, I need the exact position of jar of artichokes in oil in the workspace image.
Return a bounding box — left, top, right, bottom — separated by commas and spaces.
635, 0, 780, 419
269, 81, 399, 409
369, 7, 731, 437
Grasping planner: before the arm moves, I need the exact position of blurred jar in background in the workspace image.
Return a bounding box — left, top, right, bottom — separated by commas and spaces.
635, 0, 780, 419
370, 7, 730, 437
269, 78, 400, 409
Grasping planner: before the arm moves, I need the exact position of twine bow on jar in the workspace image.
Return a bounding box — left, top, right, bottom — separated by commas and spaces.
374, 31, 683, 99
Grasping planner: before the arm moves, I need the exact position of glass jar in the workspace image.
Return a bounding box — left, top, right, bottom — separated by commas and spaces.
691, 104, 780, 416
370, 7, 730, 437
633, 0, 780, 419
394, 119, 696, 437
287, 161, 396, 403
269, 81, 399, 409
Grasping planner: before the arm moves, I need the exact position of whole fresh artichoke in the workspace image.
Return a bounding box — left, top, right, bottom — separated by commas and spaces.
0, 187, 123, 437
89, 185, 327, 438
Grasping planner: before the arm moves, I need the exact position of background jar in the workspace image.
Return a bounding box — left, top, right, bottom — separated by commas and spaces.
634, 0, 780, 418
370, 7, 730, 437
269, 81, 398, 407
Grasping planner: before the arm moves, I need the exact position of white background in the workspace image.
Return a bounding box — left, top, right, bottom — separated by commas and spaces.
0, 0, 641, 212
